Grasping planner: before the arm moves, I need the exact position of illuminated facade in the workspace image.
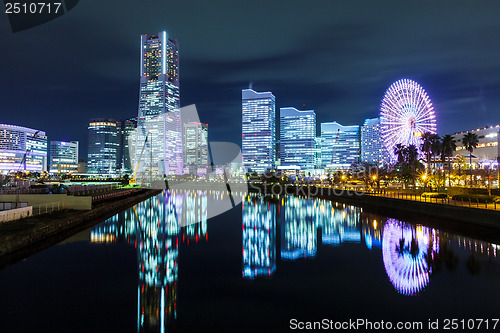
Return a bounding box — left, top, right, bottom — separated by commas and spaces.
242, 195, 276, 278
136, 31, 182, 180
361, 118, 389, 165
451, 125, 500, 163
49, 140, 78, 174
0, 124, 47, 173
120, 118, 137, 175
279, 107, 316, 170
183, 122, 208, 167
87, 119, 120, 175
321, 122, 360, 169
242, 89, 276, 173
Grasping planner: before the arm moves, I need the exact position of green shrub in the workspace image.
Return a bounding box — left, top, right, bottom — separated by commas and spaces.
421, 192, 447, 198
451, 194, 498, 203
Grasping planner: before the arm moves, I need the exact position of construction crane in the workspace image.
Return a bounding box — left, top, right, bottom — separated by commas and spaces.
130, 132, 152, 185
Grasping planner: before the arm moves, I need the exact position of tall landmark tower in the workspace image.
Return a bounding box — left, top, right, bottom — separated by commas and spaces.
136, 31, 182, 180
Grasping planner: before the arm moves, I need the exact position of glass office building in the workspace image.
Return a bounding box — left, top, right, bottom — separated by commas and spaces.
0, 124, 47, 173
120, 118, 137, 175
321, 122, 360, 170
49, 140, 79, 174
183, 122, 208, 167
242, 89, 276, 173
87, 119, 120, 175
361, 118, 389, 165
136, 31, 182, 180
279, 107, 316, 171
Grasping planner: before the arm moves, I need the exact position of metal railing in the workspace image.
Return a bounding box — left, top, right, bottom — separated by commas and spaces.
363, 189, 500, 211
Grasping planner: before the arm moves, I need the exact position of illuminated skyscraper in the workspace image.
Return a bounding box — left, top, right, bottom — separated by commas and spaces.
0, 124, 47, 173
120, 118, 137, 175
361, 118, 389, 165
321, 122, 360, 169
183, 122, 208, 167
136, 31, 182, 180
87, 119, 120, 175
49, 140, 79, 174
279, 107, 316, 170
242, 89, 276, 173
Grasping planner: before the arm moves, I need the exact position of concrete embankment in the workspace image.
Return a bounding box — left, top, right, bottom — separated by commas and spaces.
0, 188, 161, 268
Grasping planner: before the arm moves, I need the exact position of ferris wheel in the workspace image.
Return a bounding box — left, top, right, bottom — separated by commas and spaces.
380, 79, 437, 161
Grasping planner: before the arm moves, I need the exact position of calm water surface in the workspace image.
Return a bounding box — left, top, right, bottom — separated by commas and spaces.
1, 190, 500, 332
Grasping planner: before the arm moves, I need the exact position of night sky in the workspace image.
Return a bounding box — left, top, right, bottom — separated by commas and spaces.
1, 0, 500, 158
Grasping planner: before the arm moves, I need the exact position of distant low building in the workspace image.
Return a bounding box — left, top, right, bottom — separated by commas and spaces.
49, 140, 79, 174
0, 123, 47, 173
451, 125, 500, 163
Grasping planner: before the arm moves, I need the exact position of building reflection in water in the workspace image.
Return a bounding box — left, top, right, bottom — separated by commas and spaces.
91, 190, 209, 332
318, 201, 361, 246
381, 219, 439, 296
281, 197, 317, 260
242, 195, 276, 278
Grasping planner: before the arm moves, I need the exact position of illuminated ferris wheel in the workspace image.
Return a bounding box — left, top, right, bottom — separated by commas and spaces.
380, 79, 437, 161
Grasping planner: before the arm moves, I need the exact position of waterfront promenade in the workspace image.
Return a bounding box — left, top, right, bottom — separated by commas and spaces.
0, 188, 161, 268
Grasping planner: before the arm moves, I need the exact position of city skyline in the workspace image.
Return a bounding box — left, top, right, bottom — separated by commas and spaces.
2, 1, 500, 159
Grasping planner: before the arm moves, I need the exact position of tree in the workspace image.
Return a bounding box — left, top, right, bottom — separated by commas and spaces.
462, 132, 479, 186
421, 132, 434, 176
406, 144, 419, 188
441, 134, 456, 187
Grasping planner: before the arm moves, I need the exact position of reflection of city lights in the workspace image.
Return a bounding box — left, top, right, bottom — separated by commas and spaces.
242, 195, 276, 278
91, 190, 211, 332
382, 219, 439, 296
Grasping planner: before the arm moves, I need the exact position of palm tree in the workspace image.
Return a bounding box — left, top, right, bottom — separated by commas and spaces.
394, 144, 406, 187
430, 134, 442, 181
406, 144, 419, 188
394, 143, 406, 165
462, 132, 479, 186
421, 132, 434, 176
441, 134, 456, 187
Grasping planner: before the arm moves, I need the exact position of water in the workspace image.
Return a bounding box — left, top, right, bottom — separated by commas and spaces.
1, 190, 500, 332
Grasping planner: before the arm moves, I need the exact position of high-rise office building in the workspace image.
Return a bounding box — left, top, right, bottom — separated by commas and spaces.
87, 119, 120, 175
361, 118, 389, 165
120, 118, 137, 175
242, 89, 276, 173
136, 31, 182, 179
279, 107, 316, 171
321, 122, 360, 169
314, 137, 322, 169
49, 140, 79, 174
183, 122, 208, 167
0, 124, 47, 173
